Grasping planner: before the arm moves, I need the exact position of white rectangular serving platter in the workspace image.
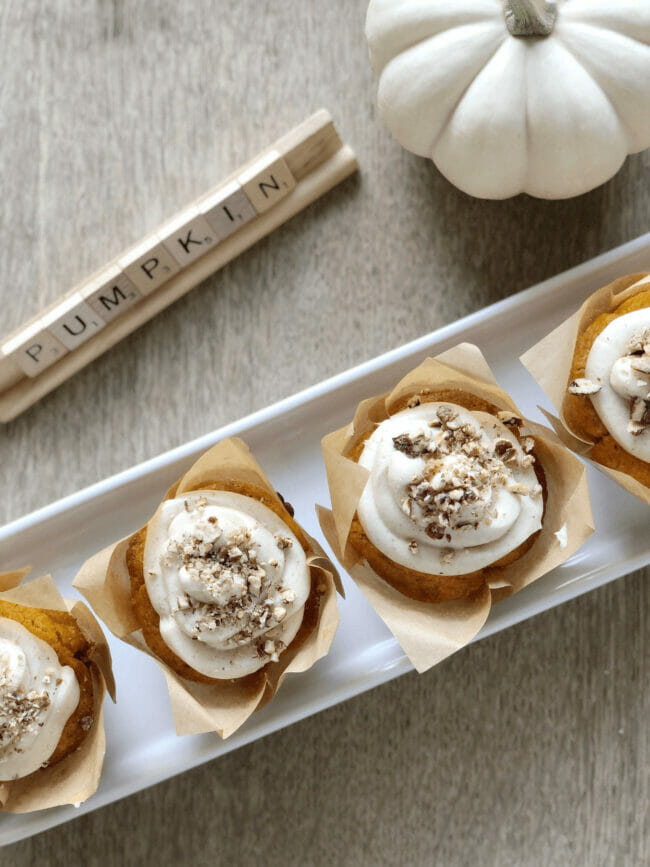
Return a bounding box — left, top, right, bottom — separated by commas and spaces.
1, 233, 650, 845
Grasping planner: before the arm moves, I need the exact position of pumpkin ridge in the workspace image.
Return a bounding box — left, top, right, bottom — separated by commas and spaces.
554, 21, 650, 151
557, 19, 650, 49
428, 33, 509, 159
552, 28, 629, 148
558, 5, 650, 43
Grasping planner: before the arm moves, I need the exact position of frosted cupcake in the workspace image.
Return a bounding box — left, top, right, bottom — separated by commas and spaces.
0, 569, 113, 813
346, 399, 545, 603
75, 438, 340, 739
522, 272, 650, 502
0, 610, 93, 782
319, 345, 592, 672
128, 487, 318, 684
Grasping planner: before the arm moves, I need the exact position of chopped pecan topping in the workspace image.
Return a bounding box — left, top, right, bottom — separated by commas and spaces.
628, 398, 650, 435
163, 515, 295, 649
626, 328, 650, 356
0, 675, 51, 756
630, 356, 650, 375
392, 432, 431, 458
496, 411, 522, 426
395, 405, 537, 540
494, 439, 517, 463
569, 378, 601, 396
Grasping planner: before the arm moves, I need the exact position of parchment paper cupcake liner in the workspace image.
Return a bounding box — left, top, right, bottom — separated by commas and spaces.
0, 568, 115, 814
318, 343, 594, 673
73, 437, 341, 739
520, 272, 650, 505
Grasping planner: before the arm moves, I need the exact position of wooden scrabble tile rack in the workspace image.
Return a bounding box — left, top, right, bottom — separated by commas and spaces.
0, 109, 357, 423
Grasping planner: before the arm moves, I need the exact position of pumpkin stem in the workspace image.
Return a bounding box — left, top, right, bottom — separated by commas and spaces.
503, 0, 556, 36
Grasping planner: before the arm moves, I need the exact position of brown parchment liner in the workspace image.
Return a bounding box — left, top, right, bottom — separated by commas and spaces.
317, 343, 594, 673
520, 273, 650, 505
73, 437, 341, 740
0, 568, 115, 814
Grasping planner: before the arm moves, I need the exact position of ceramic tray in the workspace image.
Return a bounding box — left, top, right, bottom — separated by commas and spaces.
1, 233, 649, 845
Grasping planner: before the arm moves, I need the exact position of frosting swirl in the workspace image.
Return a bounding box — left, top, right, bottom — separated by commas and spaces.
356, 403, 543, 576
0, 618, 80, 781
584, 309, 650, 461
143, 491, 311, 679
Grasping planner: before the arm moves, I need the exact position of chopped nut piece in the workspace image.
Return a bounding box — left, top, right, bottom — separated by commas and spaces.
440, 548, 455, 566
497, 411, 521, 426
407, 395, 422, 408
494, 439, 517, 463
408, 540, 418, 554
272, 606, 287, 622
626, 328, 650, 355
568, 378, 601, 396
436, 405, 457, 424
392, 432, 431, 458
521, 437, 535, 453
628, 398, 650, 435
630, 356, 650, 374
631, 398, 646, 422
507, 482, 529, 495
425, 524, 446, 540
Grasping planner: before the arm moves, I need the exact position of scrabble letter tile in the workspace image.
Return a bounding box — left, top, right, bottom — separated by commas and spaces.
43, 294, 106, 351
199, 181, 257, 241
119, 237, 181, 295
2, 322, 68, 378
82, 265, 141, 323
238, 151, 296, 214
158, 207, 219, 266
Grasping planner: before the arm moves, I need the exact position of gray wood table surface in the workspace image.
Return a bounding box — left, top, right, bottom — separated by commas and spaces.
1, 2, 648, 865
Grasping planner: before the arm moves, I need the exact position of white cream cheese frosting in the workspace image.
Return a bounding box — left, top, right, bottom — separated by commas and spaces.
143, 490, 311, 679
0, 618, 80, 781
356, 403, 544, 576
583, 309, 650, 461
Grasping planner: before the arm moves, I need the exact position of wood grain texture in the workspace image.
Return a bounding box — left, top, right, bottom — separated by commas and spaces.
0, 1, 648, 864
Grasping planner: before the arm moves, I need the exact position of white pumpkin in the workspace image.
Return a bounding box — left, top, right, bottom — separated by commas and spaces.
366, 0, 650, 199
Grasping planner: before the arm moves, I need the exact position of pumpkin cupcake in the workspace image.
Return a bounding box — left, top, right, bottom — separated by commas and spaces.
319, 345, 592, 673
344, 397, 546, 604
0, 605, 95, 782
0, 569, 113, 813
128, 486, 320, 685
74, 437, 340, 739
522, 272, 650, 503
